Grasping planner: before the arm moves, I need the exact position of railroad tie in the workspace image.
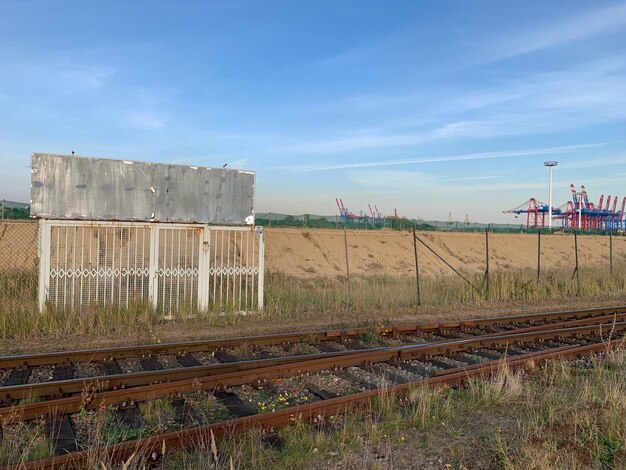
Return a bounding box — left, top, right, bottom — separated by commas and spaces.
52, 363, 75, 381
304, 383, 339, 400
116, 407, 145, 431
177, 354, 202, 368
398, 335, 425, 344
472, 351, 503, 360
552, 338, 583, 346
171, 398, 202, 426
343, 340, 370, 350
256, 350, 276, 360
497, 348, 526, 356
425, 358, 458, 370
363, 365, 409, 385
392, 361, 434, 377
214, 390, 256, 417
516, 345, 542, 352
432, 331, 464, 340
100, 360, 123, 376
312, 342, 342, 353
261, 432, 286, 450
213, 350, 242, 363
447, 354, 481, 365
139, 356, 163, 371
254, 382, 280, 396
46, 414, 78, 455
334, 369, 377, 391
3, 367, 31, 386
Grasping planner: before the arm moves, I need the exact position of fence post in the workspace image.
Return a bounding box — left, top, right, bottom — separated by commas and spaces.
610, 231, 613, 275
148, 224, 160, 310
268, 212, 272, 227
37, 219, 52, 311
483, 228, 489, 295
197, 225, 211, 311
257, 227, 265, 310
537, 231, 541, 283
412, 224, 421, 306
344, 229, 351, 298
573, 231, 580, 292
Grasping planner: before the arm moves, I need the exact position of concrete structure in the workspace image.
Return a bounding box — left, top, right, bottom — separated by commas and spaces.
31, 153, 255, 225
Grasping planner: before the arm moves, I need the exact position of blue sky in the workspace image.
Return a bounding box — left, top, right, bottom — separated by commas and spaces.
1, 0, 626, 222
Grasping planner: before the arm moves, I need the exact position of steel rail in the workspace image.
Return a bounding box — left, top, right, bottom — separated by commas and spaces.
9, 338, 623, 470
2, 311, 624, 403
3, 321, 624, 424
1, 304, 624, 369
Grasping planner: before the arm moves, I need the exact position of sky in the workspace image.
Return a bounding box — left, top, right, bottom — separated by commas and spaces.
1, 0, 626, 223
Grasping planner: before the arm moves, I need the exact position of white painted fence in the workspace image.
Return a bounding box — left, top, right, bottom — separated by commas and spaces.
38, 220, 264, 314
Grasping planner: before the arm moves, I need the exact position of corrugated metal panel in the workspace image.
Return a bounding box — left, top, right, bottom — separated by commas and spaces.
30, 153, 255, 225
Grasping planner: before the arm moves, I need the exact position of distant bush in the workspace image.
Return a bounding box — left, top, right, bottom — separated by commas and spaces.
1, 207, 30, 220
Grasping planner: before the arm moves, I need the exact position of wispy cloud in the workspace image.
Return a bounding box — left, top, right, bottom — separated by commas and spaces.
444, 175, 502, 182
346, 171, 504, 191
278, 56, 626, 155
346, 170, 431, 188
230, 158, 249, 168
280, 143, 606, 173
482, 2, 626, 62
0, 59, 115, 96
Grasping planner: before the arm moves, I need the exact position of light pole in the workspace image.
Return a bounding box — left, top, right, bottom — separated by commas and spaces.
544, 161, 558, 230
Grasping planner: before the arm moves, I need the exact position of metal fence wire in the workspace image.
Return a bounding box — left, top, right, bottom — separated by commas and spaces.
1, 221, 626, 314
0, 221, 39, 304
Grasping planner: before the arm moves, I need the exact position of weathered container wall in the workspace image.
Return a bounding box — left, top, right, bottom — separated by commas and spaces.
30, 153, 255, 225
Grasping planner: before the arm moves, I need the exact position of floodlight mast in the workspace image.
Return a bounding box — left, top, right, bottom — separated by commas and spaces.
544, 161, 558, 230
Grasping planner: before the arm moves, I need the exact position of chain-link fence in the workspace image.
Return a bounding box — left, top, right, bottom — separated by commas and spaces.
0, 220, 39, 311
263, 227, 626, 313
2, 221, 626, 316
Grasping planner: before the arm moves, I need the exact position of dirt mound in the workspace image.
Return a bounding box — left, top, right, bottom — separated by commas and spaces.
265, 228, 623, 278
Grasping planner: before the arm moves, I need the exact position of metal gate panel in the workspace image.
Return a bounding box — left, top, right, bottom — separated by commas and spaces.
207, 226, 263, 312
38, 220, 264, 314
155, 226, 201, 315
45, 222, 151, 310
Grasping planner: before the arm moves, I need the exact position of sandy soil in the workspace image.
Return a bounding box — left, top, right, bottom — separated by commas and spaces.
0, 221, 38, 271
265, 228, 626, 278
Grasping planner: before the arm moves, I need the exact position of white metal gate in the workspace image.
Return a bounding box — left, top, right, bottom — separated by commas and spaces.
38, 220, 264, 314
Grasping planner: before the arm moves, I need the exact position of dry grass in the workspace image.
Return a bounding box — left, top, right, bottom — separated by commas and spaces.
1, 266, 625, 342
157, 350, 626, 470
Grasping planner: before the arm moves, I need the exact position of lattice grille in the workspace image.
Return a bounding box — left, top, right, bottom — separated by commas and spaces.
156, 227, 200, 314
208, 228, 261, 312
48, 224, 151, 309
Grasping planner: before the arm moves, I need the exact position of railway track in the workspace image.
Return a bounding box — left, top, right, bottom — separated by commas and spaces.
1, 305, 625, 405
0, 310, 624, 469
